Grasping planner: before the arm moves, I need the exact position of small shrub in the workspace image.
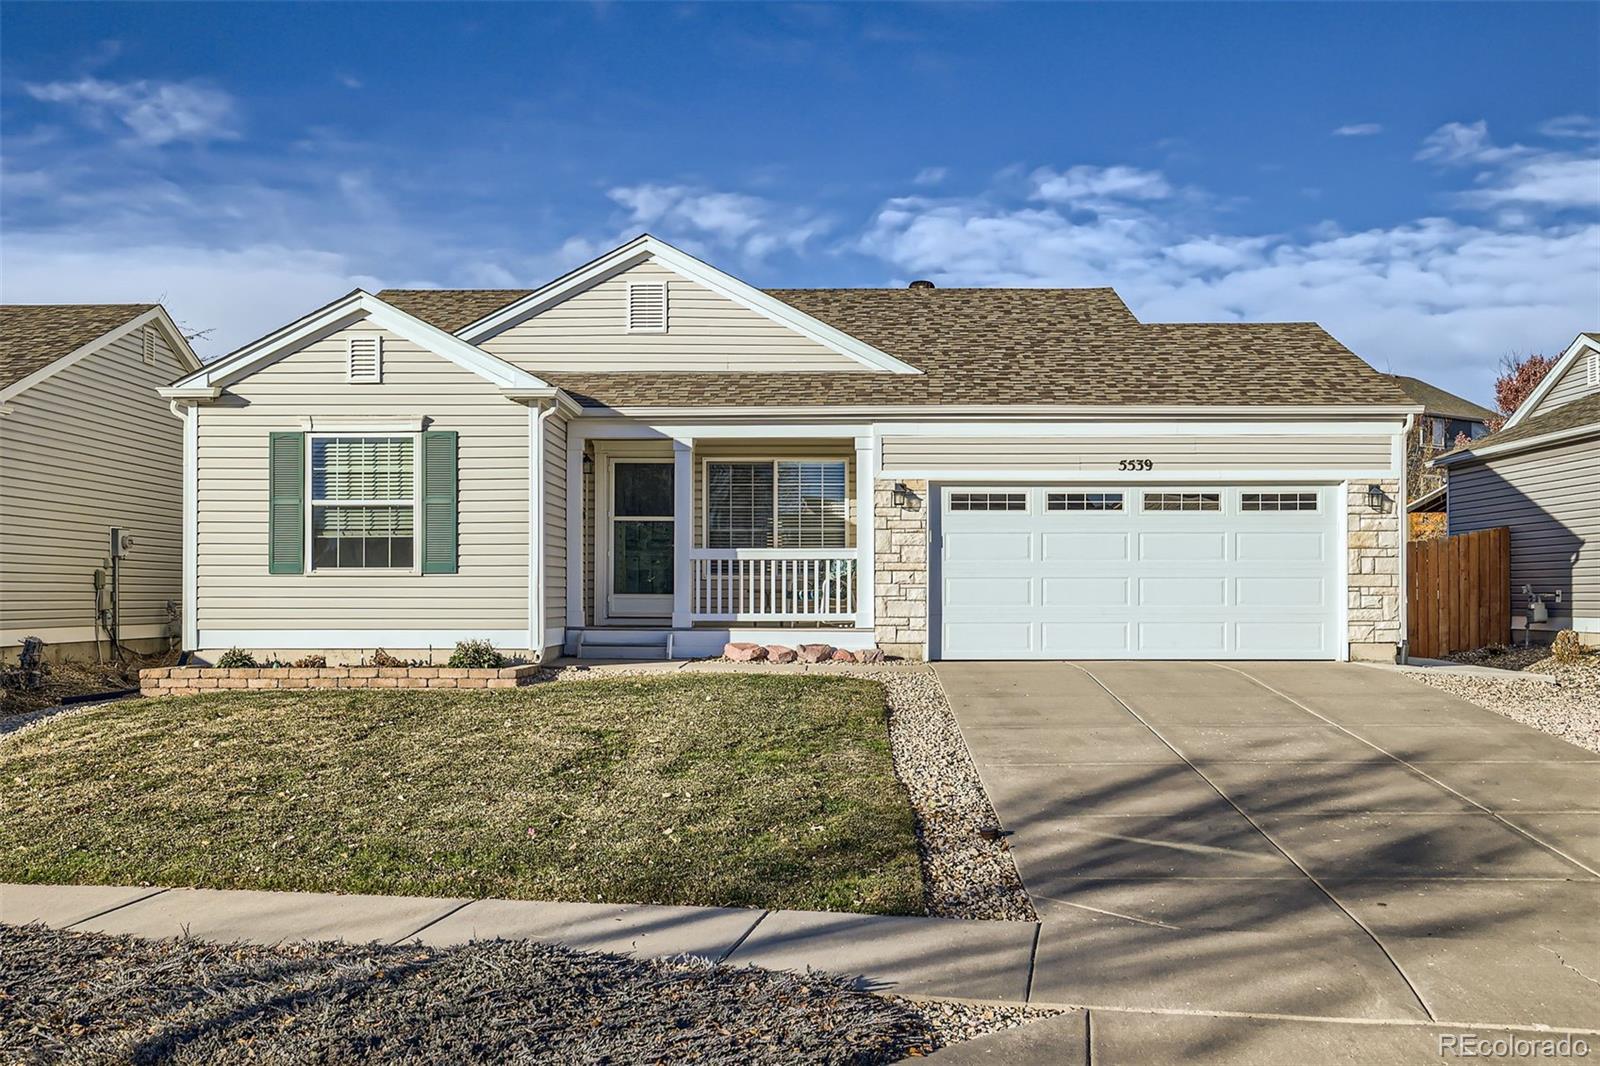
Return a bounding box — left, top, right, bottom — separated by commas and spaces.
1550, 629, 1586, 665
368, 648, 407, 668
215, 647, 258, 669
290, 654, 327, 669
448, 639, 506, 670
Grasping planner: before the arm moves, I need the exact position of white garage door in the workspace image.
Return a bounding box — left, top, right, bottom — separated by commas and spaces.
937, 485, 1339, 660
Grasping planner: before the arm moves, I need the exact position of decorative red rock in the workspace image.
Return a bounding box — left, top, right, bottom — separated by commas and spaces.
857, 648, 886, 664
723, 642, 767, 662
829, 649, 858, 663
797, 644, 834, 664
766, 645, 798, 663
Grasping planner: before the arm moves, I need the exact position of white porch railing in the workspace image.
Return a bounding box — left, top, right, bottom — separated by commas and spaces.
689, 548, 858, 622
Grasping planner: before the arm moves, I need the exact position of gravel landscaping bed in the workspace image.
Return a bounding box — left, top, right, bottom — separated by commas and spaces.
0, 923, 1053, 1064
1411, 647, 1600, 755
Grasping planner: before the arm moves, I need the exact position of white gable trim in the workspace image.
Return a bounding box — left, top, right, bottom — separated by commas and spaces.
456, 234, 923, 376
0, 306, 202, 404
1501, 332, 1600, 430
169, 290, 552, 394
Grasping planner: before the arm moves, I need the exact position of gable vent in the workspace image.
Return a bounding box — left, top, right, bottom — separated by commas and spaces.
1588, 351, 1599, 388
141, 326, 157, 366
347, 334, 383, 383
626, 282, 669, 333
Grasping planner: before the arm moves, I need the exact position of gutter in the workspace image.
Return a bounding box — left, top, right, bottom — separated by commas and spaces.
572, 403, 1426, 421
1430, 422, 1600, 468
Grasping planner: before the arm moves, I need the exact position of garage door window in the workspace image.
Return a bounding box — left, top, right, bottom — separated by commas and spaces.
1047, 491, 1123, 512
1143, 492, 1220, 512
949, 492, 1027, 512
1241, 491, 1319, 512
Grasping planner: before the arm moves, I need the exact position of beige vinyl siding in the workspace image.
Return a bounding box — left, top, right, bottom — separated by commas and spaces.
479, 260, 862, 373
542, 411, 567, 641
879, 434, 1395, 474
1447, 437, 1600, 630
692, 442, 856, 549
0, 324, 186, 647
1527, 351, 1599, 418
195, 323, 530, 637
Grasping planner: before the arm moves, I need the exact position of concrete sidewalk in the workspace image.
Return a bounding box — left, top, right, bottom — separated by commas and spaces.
0, 882, 1038, 1004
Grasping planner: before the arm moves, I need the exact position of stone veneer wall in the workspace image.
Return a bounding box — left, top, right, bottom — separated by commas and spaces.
141, 664, 545, 697
1347, 478, 1402, 661
874, 478, 929, 659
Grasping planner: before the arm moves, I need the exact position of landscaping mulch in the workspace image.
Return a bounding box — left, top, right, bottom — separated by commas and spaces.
1423, 645, 1600, 754
0, 923, 937, 1064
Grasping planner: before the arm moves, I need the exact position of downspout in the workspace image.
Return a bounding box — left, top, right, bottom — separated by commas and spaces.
530, 401, 559, 663
1397, 412, 1414, 663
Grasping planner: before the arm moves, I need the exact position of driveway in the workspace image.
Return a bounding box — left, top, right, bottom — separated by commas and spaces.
935, 661, 1600, 1033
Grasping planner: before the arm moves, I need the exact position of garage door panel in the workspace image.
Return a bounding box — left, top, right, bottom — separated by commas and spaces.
1236, 530, 1327, 562
1043, 621, 1130, 654
1237, 622, 1327, 655
1043, 576, 1130, 607
937, 484, 1339, 661
1140, 621, 1228, 653
1042, 531, 1129, 561
944, 531, 1034, 561
1139, 576, 1228, 607
1238, 576, 1326, 608
945, 577, 1033, 607
1139, 531, 1228, 561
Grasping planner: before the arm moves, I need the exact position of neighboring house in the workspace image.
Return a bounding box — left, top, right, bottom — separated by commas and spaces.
1385, 374, 1496, 504
1, 305, 202, 660
1433, 332, 1600, 644
160, 235, 1419, 665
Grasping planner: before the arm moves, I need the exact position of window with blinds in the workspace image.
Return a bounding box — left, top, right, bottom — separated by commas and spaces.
626, 282, 669, 333
310, 435, 416, 569
706, 461, 848, 548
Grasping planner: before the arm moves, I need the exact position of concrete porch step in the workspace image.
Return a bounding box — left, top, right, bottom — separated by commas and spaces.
578, 643, 671, 661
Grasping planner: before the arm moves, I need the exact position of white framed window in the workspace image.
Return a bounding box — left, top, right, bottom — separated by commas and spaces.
1241, 491, 1319, 512
1143, 491, 1220, 512
626, 282, 669, 333
1048, 491, 1123, 512
706, 460, 848, 548
948, 491, 1027, 512
347, 334, 383, 383
141, 326, 157, 366
308, 434, 418, 571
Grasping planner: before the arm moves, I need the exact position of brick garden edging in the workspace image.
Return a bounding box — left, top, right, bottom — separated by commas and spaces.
140, 665, 546, 697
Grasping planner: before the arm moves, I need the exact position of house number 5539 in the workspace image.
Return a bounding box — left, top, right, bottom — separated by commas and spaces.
1118, 459, 1154, 471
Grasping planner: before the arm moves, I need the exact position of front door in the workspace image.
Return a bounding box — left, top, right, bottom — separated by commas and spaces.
607, 460, 674, 619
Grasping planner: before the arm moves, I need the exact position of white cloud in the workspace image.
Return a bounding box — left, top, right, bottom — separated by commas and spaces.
1539, 114, 1600, 140
859, 170, 1599, 399
913, 166, 948, 186
1462, 154, 1600, 209
1415, 120, 1527, 165
23, 76, 238, 147
1030, 164, 1172, 205
1333, 123, 1383, 137
607, 183, 831, 259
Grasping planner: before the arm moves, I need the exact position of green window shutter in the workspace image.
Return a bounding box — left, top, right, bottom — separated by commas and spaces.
421, 430, 458, 574
267, 432, 305, 574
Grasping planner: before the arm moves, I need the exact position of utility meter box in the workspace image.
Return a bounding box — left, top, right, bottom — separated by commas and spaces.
109, 527, 133, 558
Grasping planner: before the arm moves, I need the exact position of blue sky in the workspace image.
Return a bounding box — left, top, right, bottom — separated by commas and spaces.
3, 2, 1597, 401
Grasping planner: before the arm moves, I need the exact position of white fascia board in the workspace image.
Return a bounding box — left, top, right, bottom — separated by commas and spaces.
456, 234, 922, 376
1501, 333, 1599, 430
582, 403, 1423, 420
501, 387, 584, 416
880, 468, 1395, 482
1430, 422, 1600, 468
173, 291, 550, 393
158, 385, 223, 400
0, 305, 199, 403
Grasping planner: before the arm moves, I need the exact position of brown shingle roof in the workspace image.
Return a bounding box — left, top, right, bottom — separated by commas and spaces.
0, 304, 155, 390
1385, 375, 1496, 422
1445, 392, 1600, 460
378, 285, 1413, 409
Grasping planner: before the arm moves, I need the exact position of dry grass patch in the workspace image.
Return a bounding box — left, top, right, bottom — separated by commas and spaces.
0, 675, 923, 914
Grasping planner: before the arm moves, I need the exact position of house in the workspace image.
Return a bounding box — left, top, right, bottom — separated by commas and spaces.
1, 305, 202, 661
1432, 332, 1599, 644
1385, 374, 1496, 500
159, 235, 1419, 664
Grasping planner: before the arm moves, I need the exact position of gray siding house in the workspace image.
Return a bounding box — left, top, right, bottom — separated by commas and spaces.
1, 305, 202, 660
1435, 333, 1600, 643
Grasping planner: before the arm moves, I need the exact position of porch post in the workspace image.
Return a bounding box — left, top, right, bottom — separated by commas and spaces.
855, 434, 876, 633
565, 424, 585, 629
671, 437, 694, 629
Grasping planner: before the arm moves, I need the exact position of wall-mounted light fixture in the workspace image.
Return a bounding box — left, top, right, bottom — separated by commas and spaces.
1366, 483, 1388, 512
890, 482, 919, 510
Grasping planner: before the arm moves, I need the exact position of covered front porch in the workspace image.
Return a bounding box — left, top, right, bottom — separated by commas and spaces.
560, 422, 878, 659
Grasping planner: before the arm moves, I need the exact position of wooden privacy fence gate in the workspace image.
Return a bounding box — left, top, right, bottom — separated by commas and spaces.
1407, 526, 1511, 659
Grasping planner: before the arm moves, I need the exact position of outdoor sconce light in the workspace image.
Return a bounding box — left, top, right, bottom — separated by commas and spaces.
1366, 483, 1387, 512
891, 482, 918, 510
